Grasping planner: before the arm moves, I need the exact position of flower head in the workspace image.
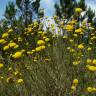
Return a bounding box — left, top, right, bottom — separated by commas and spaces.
12, 51, 22, 59
0, 63, 4, 69
75, 8, 82, 13
37, 40, 45, 45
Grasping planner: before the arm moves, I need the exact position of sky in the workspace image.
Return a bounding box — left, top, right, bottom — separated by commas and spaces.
0, 0, 96, 20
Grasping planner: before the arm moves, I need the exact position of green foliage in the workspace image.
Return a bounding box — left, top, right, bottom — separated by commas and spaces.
55, 0, 77, 19
16, 0, 41, 27
4, 2, 17, 20
78, 0, 86, 11
54, 0, 87, 19
4, 1, 17, 27
3, 0, 41, 28
86, 7, 95, 23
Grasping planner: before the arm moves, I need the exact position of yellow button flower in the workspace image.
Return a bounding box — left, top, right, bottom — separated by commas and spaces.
65, 24, 74, 31
3, 45, 9, 51
87, 59, 92, 64
0, 39, 6, 44
92, 88, 96, 92
8, 42, 16, 48
87, 87, 93, 92
87, 47, 92, 51
75, 8, 82, 13
8, 29, 13, 33
35, 46, 42, 52
45, 38, 50, 42
41, 45, 46, 50
75, 28, 82, 34
2, 33, 8, 38
7, 77, 14, 83
63, 36, 68, 39
37, 40, 45, 45
73, 61, 80, 65
71, 86, 76, 91
86, 65, 96, 71
78, 44, 84, 49
12, 51, 22, 59
14, 45, 19, 49
17, 78, 23, 84
73, 79, 79, 85
0, 63, 4, 68
93, 59, 96, 65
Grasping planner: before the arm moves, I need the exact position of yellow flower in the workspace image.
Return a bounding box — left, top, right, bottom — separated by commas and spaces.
32, 49, 35, 53
87, 87, 93, 92
69, 20, 77, 24
12, 51, 22, 59
75, 8, 82, 13
17, 79, 23, 84
7, 77, 14, 83
73, 79, 79, 85
69, 39, 74, 43
0, 63, 4, 68
18, 37, 22, 42
87, 59, 92, 64
14, 70, 19, 76
37, 40, 45, 45
27, 27, 32, 33
8, 29, 13, 33
45, 38, 50, 42
45, 58, 50, 61
90, 27, 94, 30
73, 61, 80, 65
75, 28, 82, 34
0, 76, 4, 79
2, 33, 8, 38
33, 59, 38, 62
27, 51, 32, 55
93, 59, 96, 65
63, 36, 68, 39
78, 44, 84, 49
92, 88, 96, 92
70, 48, 75, 53
3, 45, 9, 51
87, 47, 92, 51
35, 46, 42, 52
0, 39, 6, 44
8, 42, 16, 48
73, 34, 78, 37
71, 86, 76, 91
41, 45, 46, 50
14, 45, 19, 49
21, 49, 25, 53
86, 65, 96, 71
8, 67, 12, 71
38, 31, 43, 34
65, 24, 74, 31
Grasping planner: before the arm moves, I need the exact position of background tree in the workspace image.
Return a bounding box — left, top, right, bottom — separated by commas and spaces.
86, 7, 95, 23
77, 0, 86, 11
55, 0, 77, 19
4, 1, 17, 27
16, 0, 41, 27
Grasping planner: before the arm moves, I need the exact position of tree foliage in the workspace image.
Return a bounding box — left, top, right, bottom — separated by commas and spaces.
55, 0, 77, 19
4, 0, 41, 27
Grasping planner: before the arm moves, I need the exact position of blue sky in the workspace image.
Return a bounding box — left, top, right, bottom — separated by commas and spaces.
0, 0, 96, 20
